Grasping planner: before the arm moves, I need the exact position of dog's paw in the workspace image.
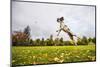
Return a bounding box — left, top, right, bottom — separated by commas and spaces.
56, 30, 58, 32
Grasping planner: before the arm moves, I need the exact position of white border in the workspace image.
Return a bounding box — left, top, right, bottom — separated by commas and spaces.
0, 0, 100, 67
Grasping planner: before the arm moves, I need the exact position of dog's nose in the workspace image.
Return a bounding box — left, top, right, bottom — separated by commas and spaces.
57, 18, 60, 22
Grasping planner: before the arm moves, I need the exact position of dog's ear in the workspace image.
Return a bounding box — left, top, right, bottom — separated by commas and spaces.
57, 18, 60, 22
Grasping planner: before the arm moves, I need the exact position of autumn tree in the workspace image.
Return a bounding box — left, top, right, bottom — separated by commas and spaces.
12, 31, 29, 46
12, 26, 31, 46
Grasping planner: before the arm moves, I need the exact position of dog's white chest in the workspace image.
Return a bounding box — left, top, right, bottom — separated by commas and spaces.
60, 22, 65, 29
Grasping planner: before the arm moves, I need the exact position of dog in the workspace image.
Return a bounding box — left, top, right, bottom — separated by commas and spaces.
56, 17, 77, 46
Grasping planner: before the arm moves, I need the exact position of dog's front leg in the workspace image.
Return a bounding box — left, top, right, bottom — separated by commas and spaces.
56, 30, 59, 32
57, 29, 61, 36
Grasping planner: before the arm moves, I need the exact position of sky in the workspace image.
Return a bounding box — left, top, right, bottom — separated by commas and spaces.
12, 1, 96, 40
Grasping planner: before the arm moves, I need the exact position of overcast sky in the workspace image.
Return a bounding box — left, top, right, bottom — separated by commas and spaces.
12, 1, 95, 40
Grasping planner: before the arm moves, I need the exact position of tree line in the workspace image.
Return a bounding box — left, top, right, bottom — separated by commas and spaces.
12, 26, 96, 46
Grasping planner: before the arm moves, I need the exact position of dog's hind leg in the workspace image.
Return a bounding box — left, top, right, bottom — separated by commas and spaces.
68, 33, 77, 46
73, 39, 77, 46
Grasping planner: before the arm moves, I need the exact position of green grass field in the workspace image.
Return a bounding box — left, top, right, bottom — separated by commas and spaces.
12, 45, 96, 66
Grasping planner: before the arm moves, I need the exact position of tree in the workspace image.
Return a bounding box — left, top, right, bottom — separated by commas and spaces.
23, 26, 31, 45
41, 38, 45, 46
77, 36, 88, 45
82, 36, 88, 45
64, 40, 73, 46
77, 37, 82, 45
59, 37, 64, 46
30, 39, 33, 45
12, 26, 31, 46
92, 37, 96, 44
12, 31, 29, 46
88, 37, 92, 42
45, 39, 50, 46
24, 26, 31, 39
49, 35, 54, 46
35, 39, 41, 46
54, 38, 60, 46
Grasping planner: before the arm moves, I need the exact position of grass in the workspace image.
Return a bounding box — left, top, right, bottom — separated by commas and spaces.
12, 45, 96, 66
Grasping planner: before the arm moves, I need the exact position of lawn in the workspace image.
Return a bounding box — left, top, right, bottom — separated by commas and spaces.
12, 45, 96, 66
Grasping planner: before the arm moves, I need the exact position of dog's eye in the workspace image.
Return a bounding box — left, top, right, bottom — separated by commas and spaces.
60, 17, 64, 21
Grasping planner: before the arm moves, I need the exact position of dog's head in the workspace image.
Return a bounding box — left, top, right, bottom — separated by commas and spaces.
57, 17, 64, 22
